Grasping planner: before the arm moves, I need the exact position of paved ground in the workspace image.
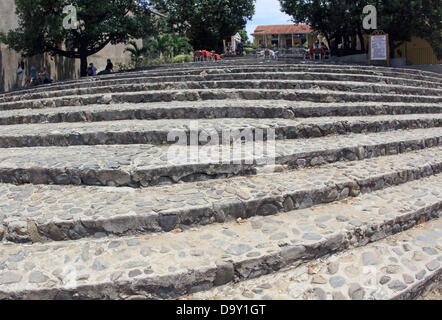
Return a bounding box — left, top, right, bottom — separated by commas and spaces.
0, 60, 440, 300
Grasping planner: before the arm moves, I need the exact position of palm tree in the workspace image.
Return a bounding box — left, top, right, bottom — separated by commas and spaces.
169, 34, 193, 56
145, 34, 174, 59
124, 41, 149, 67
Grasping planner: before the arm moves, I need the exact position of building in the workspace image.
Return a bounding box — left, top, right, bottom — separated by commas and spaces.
0, 0, 156, 92
252, 24, 316, 49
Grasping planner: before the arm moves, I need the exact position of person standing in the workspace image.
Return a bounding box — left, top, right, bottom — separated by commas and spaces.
16, 56, 25, 89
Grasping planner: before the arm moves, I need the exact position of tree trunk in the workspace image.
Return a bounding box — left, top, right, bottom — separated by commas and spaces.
80, 54, 88, 77
358, 32, 365, 53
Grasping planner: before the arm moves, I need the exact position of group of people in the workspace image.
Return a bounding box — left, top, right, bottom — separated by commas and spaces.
258, 49, 278, 59
16, 57, 115, 89
193, 50, 221, 62
16, 56, 53, 89
87, 59, 114, 76
305, 41, 330, 60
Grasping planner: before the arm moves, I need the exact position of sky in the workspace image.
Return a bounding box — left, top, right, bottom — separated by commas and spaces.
245, 0, 293, 40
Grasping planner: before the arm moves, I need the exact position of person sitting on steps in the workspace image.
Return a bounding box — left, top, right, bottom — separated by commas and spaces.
87, 63, 97, 76
97, 59, 114, 75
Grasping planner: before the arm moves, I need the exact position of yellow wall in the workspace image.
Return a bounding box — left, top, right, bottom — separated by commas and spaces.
396, 36, 441, 65
364, 34, 440, 65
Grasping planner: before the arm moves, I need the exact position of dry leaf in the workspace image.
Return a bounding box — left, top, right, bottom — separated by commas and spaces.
186, 295, 193, 299
171, 228, 183, 234
236, 218, 247, 224
308, 264, 321, 275
141, 236, 150, 240
290, 276, 295, 281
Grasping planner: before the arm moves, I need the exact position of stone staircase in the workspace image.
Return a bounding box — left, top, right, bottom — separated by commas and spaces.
0, 60, 440, 300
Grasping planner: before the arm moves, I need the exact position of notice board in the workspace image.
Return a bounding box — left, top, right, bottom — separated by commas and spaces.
369, 30, 390, 65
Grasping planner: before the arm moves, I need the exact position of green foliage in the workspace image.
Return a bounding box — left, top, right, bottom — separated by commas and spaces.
145, 33, 192, 59
172, 54, 192, 63
114, 62, 131, 72
151, 0, 256, 51
238, 30, 249, 43
0, 0, 159, 76
414, 0, 442, 59
125, 40, 149, 68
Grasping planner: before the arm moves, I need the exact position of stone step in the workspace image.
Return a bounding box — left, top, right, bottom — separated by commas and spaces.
0, 101, 441, 126
0, 146, 440, 243
1, 80, 440, 109
0, 114, 440, 148
1, 89, 441, 111
94, 62, 442, 80
1, 72, 440, 103
187, 217, 442, 301
1, 64, 440, 100
0, 174, 440, 299
0, 126, 441, 187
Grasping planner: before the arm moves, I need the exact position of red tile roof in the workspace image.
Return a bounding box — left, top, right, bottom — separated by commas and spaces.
252, 24, 313, 35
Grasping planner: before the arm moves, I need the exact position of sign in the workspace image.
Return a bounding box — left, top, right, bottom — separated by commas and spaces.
370, 35, 387, 60
368, 30, 390, 65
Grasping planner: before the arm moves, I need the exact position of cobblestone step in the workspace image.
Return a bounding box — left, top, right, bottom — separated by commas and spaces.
1, 89, 441, 111
1, 72, 440, 103
0, 147, 440, 243
1, 80, 440, 110
1, 63, 439, 99
0, 127, 440, 187
0, 60, 441, 300
0, 114, 440, 148
0, 101, 441, 125
187, 216, 442, 300
0, 175, 440, 299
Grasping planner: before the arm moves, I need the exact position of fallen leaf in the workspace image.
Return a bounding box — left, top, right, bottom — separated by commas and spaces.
290, 276, 295, 281
236, 218, 247, 224
171, 228, 183, 234
308, 264, 321, 275
186, 295, 193, 299
141, 236, 150, 240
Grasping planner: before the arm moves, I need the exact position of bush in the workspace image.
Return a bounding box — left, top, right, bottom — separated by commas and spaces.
115, 63, 131, 72
172, 54, 192, 63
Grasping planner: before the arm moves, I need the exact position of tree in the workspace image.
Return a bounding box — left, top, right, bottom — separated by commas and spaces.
145, 34, 174, 58
238, 30, 249, 43
171, 34, 193, 56
279, 0, 370, 55
411, 0, 441, 59
144, 33, 192, 59
374, 0, 423, 58
280, 0, 441, 58
0, 0, 159, 76
151, 0, 256, 51
125, 40, 149, 67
